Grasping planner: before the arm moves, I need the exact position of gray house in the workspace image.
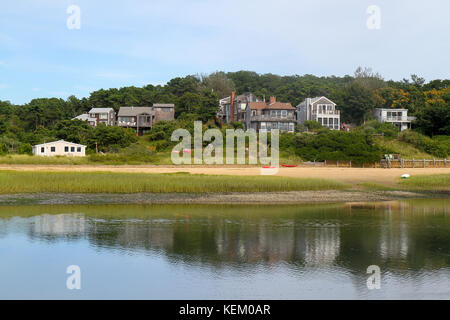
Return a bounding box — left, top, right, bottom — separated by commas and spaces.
245, 96, 296, 133
297, 97, 341, 130
219, 92, 260, 123
117, 104, 175, 135
88, 108, 116, 127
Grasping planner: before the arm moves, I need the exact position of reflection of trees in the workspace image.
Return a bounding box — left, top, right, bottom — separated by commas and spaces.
4, 199, 449, 273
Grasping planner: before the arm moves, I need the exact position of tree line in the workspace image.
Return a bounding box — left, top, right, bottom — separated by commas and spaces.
0, 68, 448, 155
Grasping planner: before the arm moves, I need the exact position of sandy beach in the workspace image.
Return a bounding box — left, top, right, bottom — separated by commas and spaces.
0, 164, 449, 185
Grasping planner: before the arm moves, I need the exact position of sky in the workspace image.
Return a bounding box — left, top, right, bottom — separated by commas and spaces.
0, 0, 449, 104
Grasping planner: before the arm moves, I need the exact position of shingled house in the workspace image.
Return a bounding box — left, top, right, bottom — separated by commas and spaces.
117, 104, 174, 135
297, 97, 341, 130
245, 96, 296, 133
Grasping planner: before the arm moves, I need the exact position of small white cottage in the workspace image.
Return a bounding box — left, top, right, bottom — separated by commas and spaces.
32, 140, 86, 157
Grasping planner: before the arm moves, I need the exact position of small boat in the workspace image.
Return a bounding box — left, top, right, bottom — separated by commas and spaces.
281, 164, 298, 167
262, 166, 276, 169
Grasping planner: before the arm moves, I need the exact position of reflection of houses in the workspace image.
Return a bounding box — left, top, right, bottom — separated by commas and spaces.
295, 227, 341, 266
373, 108, 416, 131
31, 214, 85, 236
297, 96, 341, 130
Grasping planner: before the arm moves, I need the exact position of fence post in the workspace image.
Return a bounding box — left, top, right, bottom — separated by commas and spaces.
350, 160, 352, 168
412, 159, 415, 168
423, 159, 426, 168
445, 158, 447, 167
324, 160, 326, 166
433, 158, 436, 167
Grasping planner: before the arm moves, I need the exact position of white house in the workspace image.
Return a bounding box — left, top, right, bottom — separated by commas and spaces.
373, 108, 416, 131
32, 140, 86, 157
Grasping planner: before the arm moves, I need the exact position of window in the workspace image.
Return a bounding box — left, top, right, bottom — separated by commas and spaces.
51, 146, 55, 152
318, 117, 322, 125
289, 123, 294, 132
281, 110, 287, 118
251, 110, 256, 116
77, 147, 81, 152
329, 118, 333, 127
71, 147, 75, 152
323, 118, 328, 125
65, 146, 69, 152
41, 147, 44, 153
99, 113, 108, 120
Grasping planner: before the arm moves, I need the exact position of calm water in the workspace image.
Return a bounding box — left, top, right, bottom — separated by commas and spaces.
0, 200, 449, 299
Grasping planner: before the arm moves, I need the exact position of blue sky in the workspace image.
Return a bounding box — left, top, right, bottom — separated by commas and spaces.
1, 0, 449, 104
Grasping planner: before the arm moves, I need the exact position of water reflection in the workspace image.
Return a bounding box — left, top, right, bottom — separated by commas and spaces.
1, 200, 449, 270
0, 199, 449, 299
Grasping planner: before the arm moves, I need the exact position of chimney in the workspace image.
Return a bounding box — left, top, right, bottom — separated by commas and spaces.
269, 96, 276, 104
230, 91, 236, 122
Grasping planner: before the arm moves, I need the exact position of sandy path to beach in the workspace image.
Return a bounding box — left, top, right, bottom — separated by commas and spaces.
1, 165, 449, 185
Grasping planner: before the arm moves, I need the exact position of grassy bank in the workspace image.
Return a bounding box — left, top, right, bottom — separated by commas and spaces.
399, 174, 450, 192
0, 171, 348, 194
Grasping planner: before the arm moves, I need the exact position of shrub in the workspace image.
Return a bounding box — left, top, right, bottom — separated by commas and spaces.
293, 131, 382, 164
399, 131, 447, 158
18, 143, 32, 155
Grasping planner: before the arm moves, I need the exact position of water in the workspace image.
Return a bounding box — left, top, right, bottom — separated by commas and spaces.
0, 199, 449, 299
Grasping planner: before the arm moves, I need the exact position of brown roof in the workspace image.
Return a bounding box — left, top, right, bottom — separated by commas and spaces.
248, 101, 295, 110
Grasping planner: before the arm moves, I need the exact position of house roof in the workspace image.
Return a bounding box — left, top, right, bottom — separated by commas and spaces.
72, 114, 89, 121
297, 96, 336, 108
33, 140, 86, 147
118, 106, 154, 116
310, 96, 336, 105
248, 101, 295, 110
153, 103, 174, 108
89, 108, 114, 113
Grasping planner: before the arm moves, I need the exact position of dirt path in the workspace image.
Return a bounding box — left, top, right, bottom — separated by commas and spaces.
0, 164, 449, 185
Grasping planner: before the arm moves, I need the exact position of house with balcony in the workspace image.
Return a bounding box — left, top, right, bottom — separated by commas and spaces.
297, 97, 340, 130
87, 108, 116, 127
245, 96, 296, 133
373, 108, 415, 131
117, 104, 174, 135
219, 92, 260, 123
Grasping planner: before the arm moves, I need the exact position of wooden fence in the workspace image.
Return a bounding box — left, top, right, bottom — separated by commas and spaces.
300, 159, 449, 168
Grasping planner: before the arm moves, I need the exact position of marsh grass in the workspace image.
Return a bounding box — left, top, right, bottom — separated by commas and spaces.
0, 171, 348, 194
399, 174, 450, 191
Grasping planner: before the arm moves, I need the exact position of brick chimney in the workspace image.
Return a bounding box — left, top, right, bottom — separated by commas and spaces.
230, 91, 235, 122
269, 96, 276, 104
